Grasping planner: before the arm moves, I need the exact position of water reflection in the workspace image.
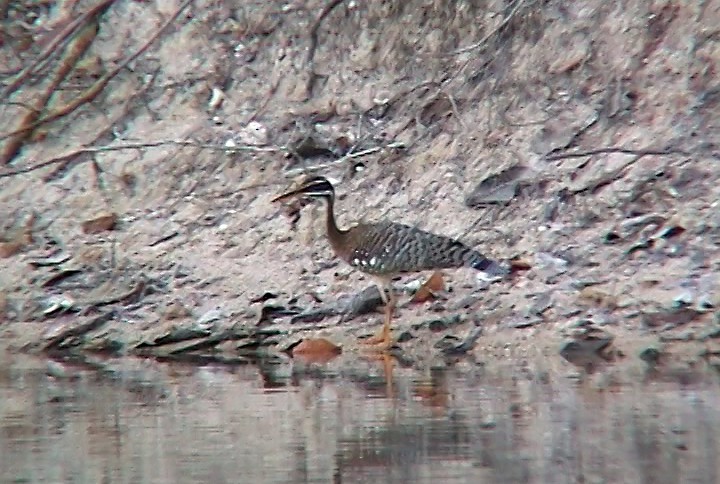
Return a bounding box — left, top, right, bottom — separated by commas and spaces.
0, 352, 718, 483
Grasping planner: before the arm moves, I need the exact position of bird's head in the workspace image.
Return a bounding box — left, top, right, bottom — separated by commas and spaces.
271, 175, 336, 203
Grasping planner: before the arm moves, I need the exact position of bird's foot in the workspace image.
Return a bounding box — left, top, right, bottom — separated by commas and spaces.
360, 321, 394, 352
361, 335, 394, 352
359, 302, 395, 351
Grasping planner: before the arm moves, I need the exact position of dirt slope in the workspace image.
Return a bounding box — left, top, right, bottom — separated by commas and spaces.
1, 0, 718, 374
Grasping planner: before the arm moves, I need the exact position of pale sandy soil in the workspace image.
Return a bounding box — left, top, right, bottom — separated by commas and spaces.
0, 0, 719, 376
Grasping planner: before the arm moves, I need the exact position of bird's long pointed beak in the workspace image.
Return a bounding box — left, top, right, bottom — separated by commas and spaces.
270, 191, 295, 203
271, 187, 303, 203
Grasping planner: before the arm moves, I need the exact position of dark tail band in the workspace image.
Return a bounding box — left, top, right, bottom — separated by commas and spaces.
471, 257, 509, 277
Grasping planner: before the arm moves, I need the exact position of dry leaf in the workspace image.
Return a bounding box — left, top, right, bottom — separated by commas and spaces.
0, 241, 24, 258
292, 338, 341, 363
163, 301, 192, 321
413, 382, 450, 415
411, 271, 445, 303
82, 213, 117, 234
0, 213, 34, 257
509, 257, 532, 273
578, 287, 618, 310
0, 292, 7, 321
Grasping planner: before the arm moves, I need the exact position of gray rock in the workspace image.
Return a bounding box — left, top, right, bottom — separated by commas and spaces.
639, 346, 662, 364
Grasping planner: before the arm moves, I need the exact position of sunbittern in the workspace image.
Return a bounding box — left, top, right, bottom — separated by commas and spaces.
272, 176, 507, 348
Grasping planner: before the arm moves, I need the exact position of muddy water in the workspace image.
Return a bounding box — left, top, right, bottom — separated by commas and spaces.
0, 352, 718, 484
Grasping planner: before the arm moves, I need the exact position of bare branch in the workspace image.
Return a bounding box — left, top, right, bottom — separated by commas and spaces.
0, 140, 281, 179
283, 141, 406, 176
545, 146, 691, 161
1, 18, 100, 164
0, 0, 196, 150
451, 0, 529, 56
305, 0, 347, 97
1, 0, 117, 99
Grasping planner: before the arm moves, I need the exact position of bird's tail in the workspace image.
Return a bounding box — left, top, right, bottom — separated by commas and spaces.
468, 253, 509, 278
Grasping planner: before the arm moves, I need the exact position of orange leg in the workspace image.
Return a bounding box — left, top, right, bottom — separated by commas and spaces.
362, 278, 396, 350
359, 348, 396, 397
378, 292, 395, 347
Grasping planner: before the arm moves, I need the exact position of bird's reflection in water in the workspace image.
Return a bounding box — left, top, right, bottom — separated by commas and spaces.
1, 352, 719, 484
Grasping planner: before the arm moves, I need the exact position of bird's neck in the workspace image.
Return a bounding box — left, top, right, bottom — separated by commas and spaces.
321, 195, 346, 245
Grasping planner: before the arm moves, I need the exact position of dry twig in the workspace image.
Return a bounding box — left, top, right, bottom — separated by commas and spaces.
305, 0, 347, 96
0, 0, 196, 162
283, 141, 406, 176
0, 140, 280, 179
451, 0, 529, 56
545, 146, 691, 161
1, 17, 101, 164
1, 0, 117, 99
